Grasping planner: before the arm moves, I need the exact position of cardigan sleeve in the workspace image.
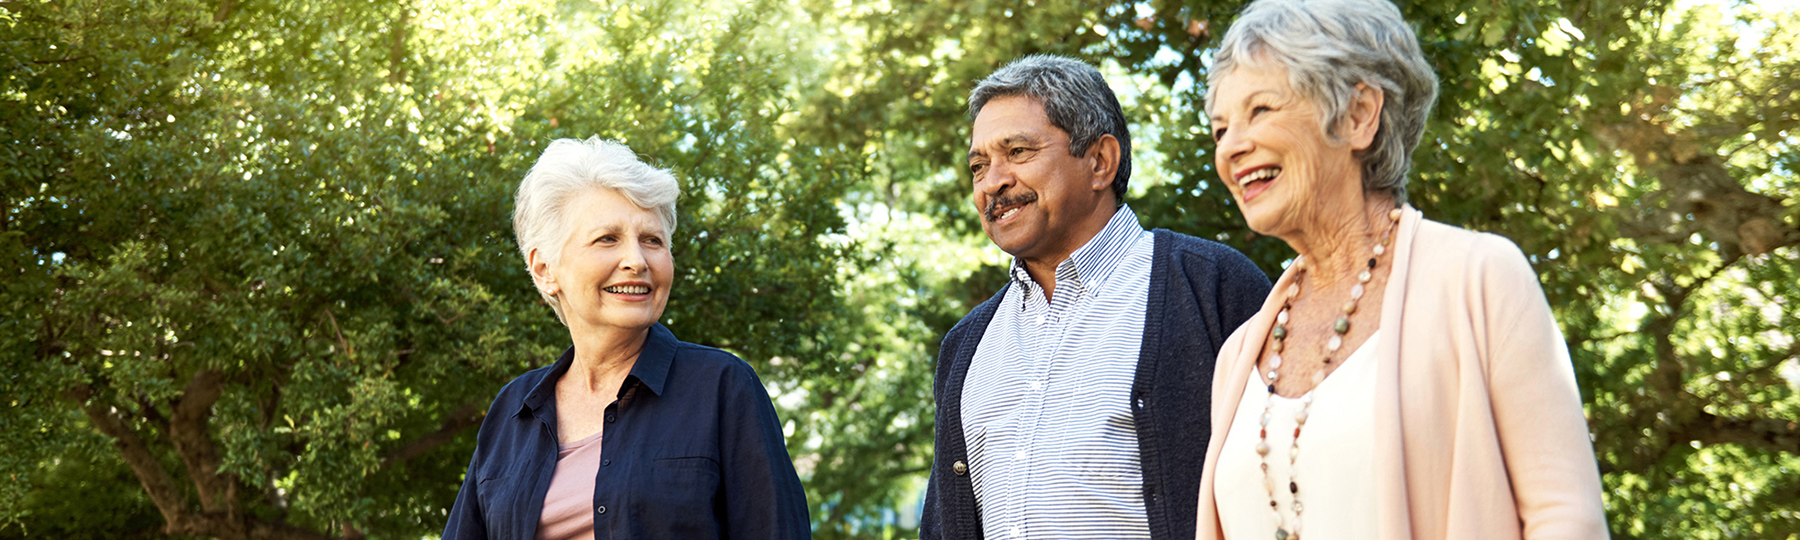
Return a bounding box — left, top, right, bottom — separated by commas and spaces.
1474, 235, 1611, 540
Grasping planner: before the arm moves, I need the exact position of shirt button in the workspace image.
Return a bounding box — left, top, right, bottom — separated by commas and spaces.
1034, 315, 1046, 325
596, 505, 607, 514
952, 460, 968, 475
602, 459, 611, 467
1136, 398, 1146, 409
605, 414, 615, 423
1027, 381, 1042, 392
1013, 450, 1027, 461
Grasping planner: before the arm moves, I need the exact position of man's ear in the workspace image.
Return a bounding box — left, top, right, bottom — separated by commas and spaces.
527, 248, 560, 297
1345, 83, 1384, 151
1086, 133, 1122, 194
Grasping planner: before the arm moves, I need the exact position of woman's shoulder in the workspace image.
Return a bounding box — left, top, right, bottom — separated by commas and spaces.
1411, 218, 1543, 294
670, 340, 766, 385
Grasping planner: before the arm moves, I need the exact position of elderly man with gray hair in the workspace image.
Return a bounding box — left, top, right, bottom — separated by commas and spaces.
443, 138, 810, 540
921, 55, 1271, 540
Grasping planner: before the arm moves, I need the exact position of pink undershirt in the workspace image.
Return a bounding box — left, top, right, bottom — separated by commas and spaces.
536, 430, 602, 540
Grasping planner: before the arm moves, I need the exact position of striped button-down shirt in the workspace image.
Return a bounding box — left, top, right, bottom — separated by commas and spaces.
962, 205, 1154, 540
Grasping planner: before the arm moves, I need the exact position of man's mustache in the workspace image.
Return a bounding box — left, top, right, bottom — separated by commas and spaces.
985, 190, 1039, 222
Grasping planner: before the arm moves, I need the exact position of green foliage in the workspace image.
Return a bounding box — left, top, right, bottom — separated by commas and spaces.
3, 0, 1798, 538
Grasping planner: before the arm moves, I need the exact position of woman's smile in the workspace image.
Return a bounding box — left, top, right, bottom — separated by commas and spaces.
1237, 166, 1283, 202
601, 281, 654, 300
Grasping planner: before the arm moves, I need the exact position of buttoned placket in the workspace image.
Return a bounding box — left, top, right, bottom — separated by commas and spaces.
591, 383, 639, 535
1002, 262, 1091, 540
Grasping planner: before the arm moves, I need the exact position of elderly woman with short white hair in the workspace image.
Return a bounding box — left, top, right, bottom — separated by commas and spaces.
1193, 0, 1610, 538
443, 138, 810, 540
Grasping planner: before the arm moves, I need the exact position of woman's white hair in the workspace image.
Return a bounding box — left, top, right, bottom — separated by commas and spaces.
1204, 0, 1438, 204
512, 137, 679, 322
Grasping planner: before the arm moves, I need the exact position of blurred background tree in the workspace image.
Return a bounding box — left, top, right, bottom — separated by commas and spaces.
2, 0, 1796, 539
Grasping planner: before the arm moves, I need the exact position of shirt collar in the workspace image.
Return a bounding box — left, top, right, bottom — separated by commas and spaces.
520, 323, 679, 416
1006, 204, 1145, 294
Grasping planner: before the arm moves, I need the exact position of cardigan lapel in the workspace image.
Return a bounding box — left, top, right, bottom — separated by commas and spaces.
1198, 206, 1426, 540
1196, 257, 1297, 540
943, 282, 1008, 537
1371, 205, 1423, 540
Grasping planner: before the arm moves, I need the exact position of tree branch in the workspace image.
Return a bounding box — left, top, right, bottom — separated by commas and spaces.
213, 0, 237, 24
386, 2, 410, 84
381, 402, 486, 467
1595, 108, 1800, 258
169, 369, 233, 515
69, 384, 195, 534
1683, 411, 1800, 455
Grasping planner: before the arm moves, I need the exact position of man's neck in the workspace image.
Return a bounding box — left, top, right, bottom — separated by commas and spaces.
1019, 203, 1123, 303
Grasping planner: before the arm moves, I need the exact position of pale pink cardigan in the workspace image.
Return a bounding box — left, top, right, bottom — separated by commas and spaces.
1195, 207, 1610, 540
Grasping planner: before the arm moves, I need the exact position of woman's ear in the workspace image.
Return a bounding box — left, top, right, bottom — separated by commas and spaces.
527, 248, 560, 297
1345, 83, 1385, 151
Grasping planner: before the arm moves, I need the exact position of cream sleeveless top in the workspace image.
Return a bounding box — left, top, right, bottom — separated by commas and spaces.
1215, 331, 1380, 540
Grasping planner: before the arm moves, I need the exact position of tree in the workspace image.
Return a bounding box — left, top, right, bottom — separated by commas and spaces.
5, 0, 1798, 538
2, 0, 865, 537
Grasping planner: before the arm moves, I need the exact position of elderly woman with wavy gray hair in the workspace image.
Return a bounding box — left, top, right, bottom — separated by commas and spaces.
442, 138, 810, 540
1193, 0, 1610, 538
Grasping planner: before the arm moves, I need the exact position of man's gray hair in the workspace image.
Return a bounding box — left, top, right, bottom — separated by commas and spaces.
512, 137, 679, 323
1205, 0, 1438, 204
970, 54, 1133, 202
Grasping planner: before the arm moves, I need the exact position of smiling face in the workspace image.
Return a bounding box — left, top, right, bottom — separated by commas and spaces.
968, 95, 1115, 263
530, 188, 674, 334
1209, 63, 1369, 239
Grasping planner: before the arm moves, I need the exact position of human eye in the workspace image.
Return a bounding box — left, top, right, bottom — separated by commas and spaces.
1212, 127, 1227, 140
644, 235, 666, 247
970, 161, 987, 177
1251, 104, 1274, 116
594, 234, 617, 245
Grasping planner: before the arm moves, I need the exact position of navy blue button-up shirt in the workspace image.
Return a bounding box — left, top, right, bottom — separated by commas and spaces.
443, 323, 811, 540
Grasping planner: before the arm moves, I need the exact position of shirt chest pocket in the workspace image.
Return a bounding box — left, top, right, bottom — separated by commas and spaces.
475, 461, 532, 529
632, 445, 723, 536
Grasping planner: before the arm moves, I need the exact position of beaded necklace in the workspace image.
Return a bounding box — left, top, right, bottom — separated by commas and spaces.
1255, 207, 1402, 540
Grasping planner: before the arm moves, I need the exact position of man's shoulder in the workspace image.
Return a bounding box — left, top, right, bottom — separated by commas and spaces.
1151, 228, 1260, 271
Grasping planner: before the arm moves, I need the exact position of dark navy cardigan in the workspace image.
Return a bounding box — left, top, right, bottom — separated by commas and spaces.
920, 229, 1271, 540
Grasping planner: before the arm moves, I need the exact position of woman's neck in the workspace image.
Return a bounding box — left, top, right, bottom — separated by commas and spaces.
565, 323, 650, 393
1285, 195, 1398, 288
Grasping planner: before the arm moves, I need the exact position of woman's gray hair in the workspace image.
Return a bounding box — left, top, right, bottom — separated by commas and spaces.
970, 54, 1133, 202
512, 137, 679, 322
1205, 0, 1438, 204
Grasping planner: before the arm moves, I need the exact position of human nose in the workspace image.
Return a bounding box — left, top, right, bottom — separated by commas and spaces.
975, 160, 1016, 199
618, 241, 647, 274
1216, 126, 1252, 165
